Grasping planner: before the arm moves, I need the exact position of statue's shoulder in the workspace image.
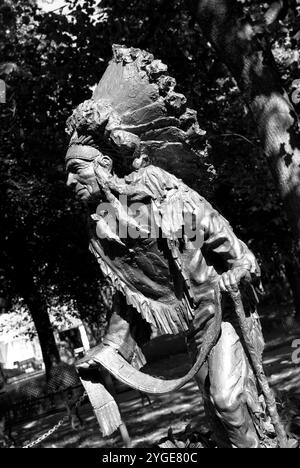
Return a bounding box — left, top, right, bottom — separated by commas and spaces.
143, 165, 210, 205
123, 165, 209, 215
143, 164, 180, 183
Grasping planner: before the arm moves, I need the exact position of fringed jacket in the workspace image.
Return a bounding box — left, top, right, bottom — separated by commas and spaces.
89, 165, 261, 347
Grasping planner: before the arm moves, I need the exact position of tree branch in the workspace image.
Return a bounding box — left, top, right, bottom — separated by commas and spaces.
219, 133, 259, 148
187, 0, 300, 241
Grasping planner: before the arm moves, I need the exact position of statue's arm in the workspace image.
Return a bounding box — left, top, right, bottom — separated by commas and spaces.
201, 202, 261, 280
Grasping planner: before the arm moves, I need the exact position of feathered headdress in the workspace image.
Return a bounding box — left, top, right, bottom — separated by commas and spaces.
66, 45, 209, 187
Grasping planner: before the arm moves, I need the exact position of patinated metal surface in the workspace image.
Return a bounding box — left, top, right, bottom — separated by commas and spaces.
65, 45, 285, 448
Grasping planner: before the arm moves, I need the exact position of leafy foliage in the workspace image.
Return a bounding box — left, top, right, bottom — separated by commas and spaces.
1, 0, 300, 345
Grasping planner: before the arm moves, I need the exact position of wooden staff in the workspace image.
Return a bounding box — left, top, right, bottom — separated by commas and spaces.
229, 287, 288, 448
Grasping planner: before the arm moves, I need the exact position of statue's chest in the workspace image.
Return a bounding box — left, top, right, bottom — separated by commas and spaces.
90, 203, 177, 300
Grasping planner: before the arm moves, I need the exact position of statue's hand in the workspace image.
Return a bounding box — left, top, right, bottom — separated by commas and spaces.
219, 267, 251, 293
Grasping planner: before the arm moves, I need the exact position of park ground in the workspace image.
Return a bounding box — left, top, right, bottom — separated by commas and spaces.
9, 321, 300, 449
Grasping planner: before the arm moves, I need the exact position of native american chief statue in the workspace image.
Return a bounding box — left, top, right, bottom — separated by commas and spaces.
65, 45, 288, 448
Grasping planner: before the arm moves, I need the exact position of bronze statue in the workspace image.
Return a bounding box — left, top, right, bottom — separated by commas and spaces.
65, 45, 288, 448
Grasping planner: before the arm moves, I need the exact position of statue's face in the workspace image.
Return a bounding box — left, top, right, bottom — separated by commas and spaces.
66, 145, 100, 201
66, 157, 99, 201
66, 145, 113, 201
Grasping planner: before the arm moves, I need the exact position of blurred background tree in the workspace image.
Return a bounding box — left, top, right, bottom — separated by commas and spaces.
0, 0, 300, 374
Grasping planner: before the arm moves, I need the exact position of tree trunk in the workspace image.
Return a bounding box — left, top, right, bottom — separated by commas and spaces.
15, 271, 61, 377
8, 243, 61, 377
187, 0, 300, 240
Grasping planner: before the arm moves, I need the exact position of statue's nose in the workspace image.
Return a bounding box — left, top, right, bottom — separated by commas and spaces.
67, 173, 77, 187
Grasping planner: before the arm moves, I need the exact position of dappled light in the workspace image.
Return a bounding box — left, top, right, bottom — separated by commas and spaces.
1, 0, 300, 450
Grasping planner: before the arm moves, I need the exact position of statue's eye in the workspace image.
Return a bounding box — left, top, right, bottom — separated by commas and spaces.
67, 162, 82, 172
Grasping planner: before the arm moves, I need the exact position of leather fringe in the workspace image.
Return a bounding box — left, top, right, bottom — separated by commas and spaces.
80, 376, 122, 437
90, 239, 194, 334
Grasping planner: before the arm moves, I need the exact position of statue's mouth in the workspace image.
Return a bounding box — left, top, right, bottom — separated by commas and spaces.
75, 186, 89, 199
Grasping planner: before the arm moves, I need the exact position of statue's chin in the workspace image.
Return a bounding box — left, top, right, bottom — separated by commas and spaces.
78, 190, 103, 206
76, 188, 90, 200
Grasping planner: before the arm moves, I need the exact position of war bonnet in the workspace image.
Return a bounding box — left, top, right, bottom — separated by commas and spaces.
65, 44, 207, 184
